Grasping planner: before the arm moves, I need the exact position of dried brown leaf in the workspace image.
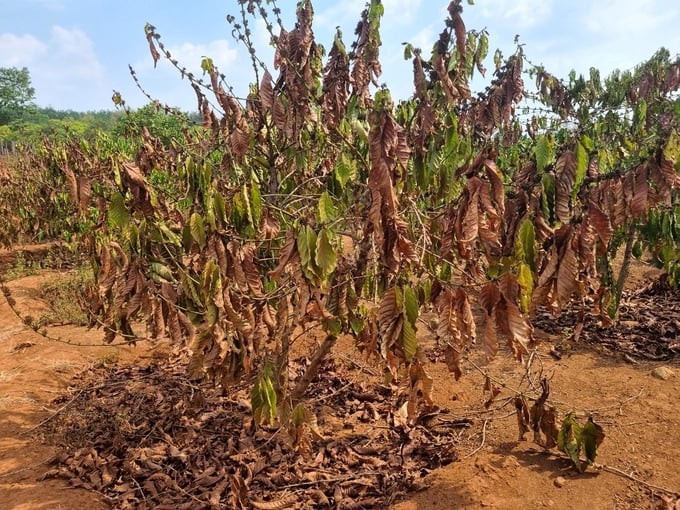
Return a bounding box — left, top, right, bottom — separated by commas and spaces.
554, 151, 576, 224
269, 231, 297, 281
250, 494, 298, 510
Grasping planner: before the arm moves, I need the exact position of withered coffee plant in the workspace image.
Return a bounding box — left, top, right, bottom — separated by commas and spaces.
5, 0, 680, 465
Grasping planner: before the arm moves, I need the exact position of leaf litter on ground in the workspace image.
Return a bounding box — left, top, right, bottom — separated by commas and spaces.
37, 355, 460, 509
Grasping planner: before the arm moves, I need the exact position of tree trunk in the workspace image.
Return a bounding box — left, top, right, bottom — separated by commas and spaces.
289, 334, 337, 405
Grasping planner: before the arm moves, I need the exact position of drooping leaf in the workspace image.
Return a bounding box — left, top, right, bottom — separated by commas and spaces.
297, 226, 314, 272
251, 361, 278, 427
582, 416, 605, 465
250, 177, 263, 228
334, 149, 356, 189
554, 151, 577, 224
318, 191, 337, 224
401, 315, 417, 362
514, 396, 531, 441
212, 191, 227, 227
535, 135, 554, 173
573, 140, 588, 200
189, 212, 207, 249
150, 262, 175, 284
108, 192, 130, 229
315, 228, 337, 277
541, 172, 555, 223
403, 286, 419, 325
558, 413, 583, 472
517, 262, 533, 314
516, 219, 536, 271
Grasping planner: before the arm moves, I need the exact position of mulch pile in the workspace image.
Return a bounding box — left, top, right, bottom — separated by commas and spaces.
38, 357, 459, 509
534, 276, 680, 361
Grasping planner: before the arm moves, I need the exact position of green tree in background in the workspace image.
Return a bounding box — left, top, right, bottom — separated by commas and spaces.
0, 67, 35, 125
113, 102, 189, 147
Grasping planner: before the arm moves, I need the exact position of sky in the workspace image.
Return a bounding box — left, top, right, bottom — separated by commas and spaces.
1, 0, 679, 113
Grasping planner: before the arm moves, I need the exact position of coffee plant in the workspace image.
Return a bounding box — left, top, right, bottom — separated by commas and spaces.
2, 0, 679, 468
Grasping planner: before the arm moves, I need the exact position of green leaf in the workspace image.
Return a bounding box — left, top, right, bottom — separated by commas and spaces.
150, 262, 175, 283
290, 402, 305, 427
535, 135, 554, 174
251, 362, 277, 426
541, 173, 555, 224
580, 134, 594, 152
315, 228, 337, 276
212, 191, 227, 227
573, 140, 588, 200
334, 152, 356, 189
250, 178, 262, 227
403, 42, 414, 60
242, 183, 253, 229
401, 316, 417, 362
159, 223, 182, 247
582, 416, 605, 465
403, 286, 419, 326
201, 57, 214, 74
189, 212, 206, 249
633, 98, 647, 134
204, 194, 216, 230
517, 262, 533, 314
108, 192, 130, 229
350, 318, 365, 335
516, 219, 536, 271
297, 226, 315, 271
318, 191, 337, 224
201, 259, 221, 294
323, 318, 342, 336
632, 241, 643, 259
558, 413, 583, 472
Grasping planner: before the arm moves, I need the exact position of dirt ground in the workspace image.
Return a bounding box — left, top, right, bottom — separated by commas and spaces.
1, 254, 679, 509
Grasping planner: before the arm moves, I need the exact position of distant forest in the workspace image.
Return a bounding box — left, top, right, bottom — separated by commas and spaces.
0, 103, 201, 151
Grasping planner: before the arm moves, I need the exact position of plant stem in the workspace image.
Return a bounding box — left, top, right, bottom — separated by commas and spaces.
613, 221, 637, 318
290, 334, 337, 405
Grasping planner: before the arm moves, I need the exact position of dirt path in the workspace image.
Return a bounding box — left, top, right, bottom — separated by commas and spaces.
0, 271, 679, 509
0, 274, 156, 509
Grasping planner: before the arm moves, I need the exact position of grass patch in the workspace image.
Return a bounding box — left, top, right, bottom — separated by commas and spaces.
3, 252, 42, 280
37, 266, 95, 327
3, 244, 81, 280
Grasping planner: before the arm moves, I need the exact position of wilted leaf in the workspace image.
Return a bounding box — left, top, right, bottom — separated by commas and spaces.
581, 416, 605, 465
318, 191, 337, 224
108, 192, 130, 229
515, 396, 531, 440
401, 317, 417, 362
535, 135, 553, 173
558, 413, 582, 472
315, 229, 337, 277
189, 213, 207, 249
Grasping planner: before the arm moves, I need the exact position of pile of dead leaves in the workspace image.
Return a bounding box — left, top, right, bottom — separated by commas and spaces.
535, 275, 680, 361
38, 357, 458, 509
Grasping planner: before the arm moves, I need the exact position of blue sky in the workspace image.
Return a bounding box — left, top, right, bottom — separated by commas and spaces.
1, 0, 679, 112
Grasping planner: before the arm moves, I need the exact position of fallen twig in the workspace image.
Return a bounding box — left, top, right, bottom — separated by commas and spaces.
595, 463, 680, 498
278, 471, 381, 489
464, 418, 489, 458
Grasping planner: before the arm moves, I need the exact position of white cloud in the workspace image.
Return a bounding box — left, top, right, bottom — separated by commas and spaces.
584, 0, 670, 37
382, 0, 425, 25
129, 39, 242, 110
529, 0, 680, 81
49, 26, 105, 77
135, 39, 237, 77
0, 26, 109, 110
479, 0, 553, 29
0, 33, 48, 67
314, 0, 366, 30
